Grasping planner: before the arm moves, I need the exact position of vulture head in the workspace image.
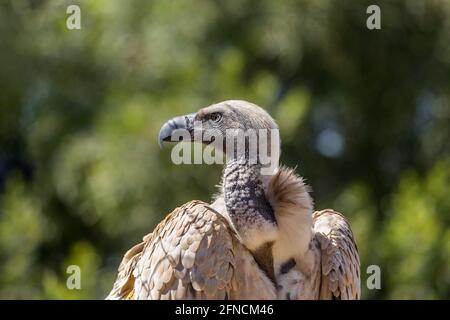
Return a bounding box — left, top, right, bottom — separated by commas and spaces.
158, 100, 312, 269
158, 100, 280, 170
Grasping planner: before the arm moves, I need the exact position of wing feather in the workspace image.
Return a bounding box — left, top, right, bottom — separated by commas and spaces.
106, 200, 276, 299
313, 209, 361, 300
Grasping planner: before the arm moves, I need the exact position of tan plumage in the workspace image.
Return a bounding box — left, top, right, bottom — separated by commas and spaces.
107, 201, 276, 300
313, 209, 361, 299
107, 100, 360, 300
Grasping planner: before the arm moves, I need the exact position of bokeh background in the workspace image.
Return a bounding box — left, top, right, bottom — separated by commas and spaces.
0, 0, 449, 299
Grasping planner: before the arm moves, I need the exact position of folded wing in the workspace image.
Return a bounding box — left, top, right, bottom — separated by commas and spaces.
313, 209, 361, 299
106, 200, 276, 300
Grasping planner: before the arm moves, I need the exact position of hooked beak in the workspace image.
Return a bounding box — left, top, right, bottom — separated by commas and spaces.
158, 113, 196, 148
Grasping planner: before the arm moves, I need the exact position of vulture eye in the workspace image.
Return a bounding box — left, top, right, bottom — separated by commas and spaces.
210, 113, 222, 123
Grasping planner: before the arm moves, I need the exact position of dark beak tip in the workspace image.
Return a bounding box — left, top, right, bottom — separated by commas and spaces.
158, 136, 172, 149
157, 112, 196, 148
158, 128, 169, 148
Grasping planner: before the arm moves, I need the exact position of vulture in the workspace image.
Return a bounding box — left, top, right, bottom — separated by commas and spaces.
106, 100, 360, 300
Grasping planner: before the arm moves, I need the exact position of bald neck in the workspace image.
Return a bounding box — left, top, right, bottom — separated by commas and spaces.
222, 157, 278, 251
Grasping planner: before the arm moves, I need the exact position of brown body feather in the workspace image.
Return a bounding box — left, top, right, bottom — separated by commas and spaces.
106, 201, 276, 300
108, 100, 360, 300
107, 168, 360, 300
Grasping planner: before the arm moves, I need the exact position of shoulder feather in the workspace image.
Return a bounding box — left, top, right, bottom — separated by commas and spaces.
313, 209, 361, 299
106, 200, 276, 299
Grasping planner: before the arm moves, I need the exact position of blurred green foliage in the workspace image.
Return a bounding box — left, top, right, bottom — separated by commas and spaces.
0, 0, 449, 299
